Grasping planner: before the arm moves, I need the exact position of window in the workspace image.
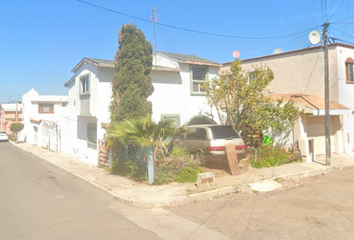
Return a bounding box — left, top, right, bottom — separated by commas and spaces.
161, 114, 180, 127
87, 123, 97, 146
39, 104, 54, 113
346, 58, 354, 83
61, 102, 67, 107
249, 72, 258, 83
80, 74, 90, 95
186, 128, 207, 139
186, 128, 196, 139
191, 66, 208, 95
210, 126, 240, 139
195, 128, 207, 139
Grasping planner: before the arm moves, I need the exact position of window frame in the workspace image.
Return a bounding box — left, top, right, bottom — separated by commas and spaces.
345, 58, 354, 84
161, 114, 181, 127
248, 71, 258, 83
87, 123, 97, 147
79, 74, 91, 96
190, 65, 209, 96
38, 103, 54, 114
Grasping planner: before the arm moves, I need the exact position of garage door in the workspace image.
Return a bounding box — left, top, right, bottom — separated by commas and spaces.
307, 116, 335, 155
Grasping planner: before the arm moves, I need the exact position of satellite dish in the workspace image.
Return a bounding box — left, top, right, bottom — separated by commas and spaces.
309, 30, 321, 45
274, 48, 283, 54
232, 50, 240, 58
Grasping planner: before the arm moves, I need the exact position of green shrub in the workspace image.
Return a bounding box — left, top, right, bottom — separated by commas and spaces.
250, 144, 293, 169
8, 134, 17, 142
111, 159, 147, 182
176, 166, 203, 183
155, 163, 175, 185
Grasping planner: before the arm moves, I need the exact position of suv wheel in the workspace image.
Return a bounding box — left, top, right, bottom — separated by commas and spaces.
193, 151, 205, 166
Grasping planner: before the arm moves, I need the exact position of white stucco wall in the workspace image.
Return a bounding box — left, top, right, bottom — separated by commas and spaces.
64, 55, 220, 165
154, 54, 180, 69
96, 67, 115, 141
20, 89, 68, 146
150, 61, 220, 125
337, 46, 354, 154
64, 64, 101, 165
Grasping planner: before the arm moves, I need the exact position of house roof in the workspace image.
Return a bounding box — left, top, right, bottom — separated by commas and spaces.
1, 103, 22, 112
156, 51, 221, 67
66, 55, 190, 87
71, 58, 115, 72
71, 52, 215, 74
64, 75, 76, 87
223, 43, 354, 66
29, 96, 69, 102
269, 93, 351, 115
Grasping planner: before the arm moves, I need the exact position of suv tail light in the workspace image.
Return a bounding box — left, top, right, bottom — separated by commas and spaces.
206, 146, 225, 151
236, 144, 247, 150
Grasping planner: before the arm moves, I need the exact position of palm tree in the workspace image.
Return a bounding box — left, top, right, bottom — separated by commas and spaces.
106, 114, 187, 184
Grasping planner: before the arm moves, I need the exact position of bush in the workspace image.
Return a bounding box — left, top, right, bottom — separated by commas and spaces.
155, 163, 175, 185
176, 166, 203, 183
8, 134, 17, 142
10, 123, 24, 140
155, 161, 203, 185
111, 159, 147, 182
250, 144, 300, 168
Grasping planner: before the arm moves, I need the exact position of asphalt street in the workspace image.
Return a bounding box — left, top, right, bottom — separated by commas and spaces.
0, 142, 161, 240
167, 166, 354, 239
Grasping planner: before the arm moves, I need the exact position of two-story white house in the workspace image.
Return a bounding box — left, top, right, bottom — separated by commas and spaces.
63, 52, 221, 165
20, 89, 69, 152
222, 43, 354, 161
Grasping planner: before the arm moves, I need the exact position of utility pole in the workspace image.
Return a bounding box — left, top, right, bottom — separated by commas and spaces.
151, 7, 158, 64
323, 22, 331, 166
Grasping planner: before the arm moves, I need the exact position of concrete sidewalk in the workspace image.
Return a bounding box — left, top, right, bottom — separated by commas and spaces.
13, 142, 354, 208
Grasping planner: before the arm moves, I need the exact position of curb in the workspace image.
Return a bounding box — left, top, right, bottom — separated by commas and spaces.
9, 142, 354, 208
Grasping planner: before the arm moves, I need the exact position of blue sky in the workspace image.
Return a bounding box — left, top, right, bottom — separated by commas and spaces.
1, 0, 353, 103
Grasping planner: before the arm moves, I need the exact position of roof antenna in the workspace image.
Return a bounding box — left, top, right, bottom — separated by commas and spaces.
151, 7, 158, 65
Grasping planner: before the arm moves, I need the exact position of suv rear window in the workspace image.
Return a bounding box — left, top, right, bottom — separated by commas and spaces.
209, 126, 240, 139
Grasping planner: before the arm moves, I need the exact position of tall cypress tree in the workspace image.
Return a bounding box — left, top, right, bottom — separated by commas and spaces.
110, 24, 154, 122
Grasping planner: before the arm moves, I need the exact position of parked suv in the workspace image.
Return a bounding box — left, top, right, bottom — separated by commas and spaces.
176, 124, 247, 165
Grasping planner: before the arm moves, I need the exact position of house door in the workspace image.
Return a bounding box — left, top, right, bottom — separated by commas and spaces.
49, 126, 58, 152
307, 116, 335, 155
33, 126, 38, 145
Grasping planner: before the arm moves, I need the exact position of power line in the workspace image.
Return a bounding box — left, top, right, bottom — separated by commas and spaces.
331, 14, 354, 23
0, 90, 22, 96
213, 30, 312, 62
329, 0, 335, 14
328, 0, 346, 21
331, 37, 354, 45
304, 48, 322, 93
76, 0, 320, 40
330, 25, 354, 40
156, 24, 177, 54
332, 22, 354, 25
321, 0, 328, 22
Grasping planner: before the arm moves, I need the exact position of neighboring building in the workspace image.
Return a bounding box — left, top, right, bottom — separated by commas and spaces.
63, 52, 221, 165
20, 89, 69, 152
0, 103, 22, 133
222, 43, 354, 161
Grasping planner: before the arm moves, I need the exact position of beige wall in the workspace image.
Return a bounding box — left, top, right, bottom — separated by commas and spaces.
222, 46, 339, 101
0, 109, 23, 133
